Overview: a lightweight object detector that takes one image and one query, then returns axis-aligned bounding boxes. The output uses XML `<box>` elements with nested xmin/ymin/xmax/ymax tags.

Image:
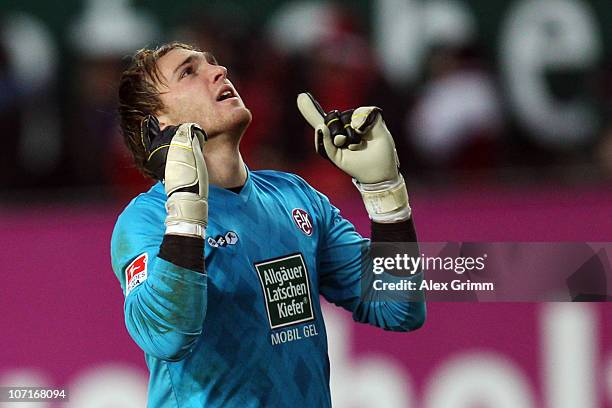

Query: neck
<box><xmin>203</xmin><ymin>136</ymin><xmax>247</xmax><ymax>188</ymax></box>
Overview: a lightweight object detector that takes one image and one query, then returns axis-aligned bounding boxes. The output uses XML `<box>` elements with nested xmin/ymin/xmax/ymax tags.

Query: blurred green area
<box><xmin>1</xmin><ymin>0</ymin><xmax>612</xmax><ymax>202</ymax></box>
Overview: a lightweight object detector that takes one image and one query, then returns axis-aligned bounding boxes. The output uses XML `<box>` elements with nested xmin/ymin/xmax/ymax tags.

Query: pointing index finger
<box><xmin>297</xmin><ymin>92</ymin><xmax>326</xmax><ymax>129</ymax></box>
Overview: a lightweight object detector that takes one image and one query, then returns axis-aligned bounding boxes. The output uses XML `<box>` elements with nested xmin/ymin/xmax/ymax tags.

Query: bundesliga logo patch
<box><xmin>125</xmin><ymin>253</ymin><xmax>148</xmax><ymax>295</ymax></box>
<box><xmin>291</xmin><ymin>208</ymin><xmax>313</xmax><ymax>236</ymax></box>
<box><xmin>254</xmin><ymin>253</ymin><xmax>315</xmax><ymax>329</ymax></box>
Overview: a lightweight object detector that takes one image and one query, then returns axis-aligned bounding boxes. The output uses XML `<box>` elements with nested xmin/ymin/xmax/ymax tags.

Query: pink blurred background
<box><xmin>2</xmin><ymin>185</ymin><xmax>612</xmax><ymax>407</ymax></box>
<box><xmin>2</xmin><ymin>0</ymin><xmax>612</xmax><ymax>406</ymax></box>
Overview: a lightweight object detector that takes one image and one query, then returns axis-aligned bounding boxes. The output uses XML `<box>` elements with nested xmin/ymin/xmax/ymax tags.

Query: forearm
<box><xmin>124</xmin><ymin>120</ymin><xmax>209</xmax><ymax>360</ymax></box>
<box><xmin>359</xmin><ymin>219</ymin><xmax>424</xmax><ymax>331</ymax></box>
<box><xmin>125</xmin><ymin>235</ymin><xmax>206</xmax><ymax>361</ymax></box>
<box><xmin>300</xmin><ymin>94</ymin><xmax>425</xmax><ymax>330</ymax></box>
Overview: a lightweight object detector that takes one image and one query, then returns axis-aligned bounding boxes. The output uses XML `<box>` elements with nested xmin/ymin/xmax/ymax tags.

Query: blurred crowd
<box><xmin>1</xmin><ymin>0</ymin><xmax>611</xmax><ymax>201</ymax></box>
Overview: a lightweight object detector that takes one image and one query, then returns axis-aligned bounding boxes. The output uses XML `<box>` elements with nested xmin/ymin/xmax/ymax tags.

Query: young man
<box><xmin>111</xmin><ymin>42</ymin><xmax>424</xmax><ymax>407</ymax></box>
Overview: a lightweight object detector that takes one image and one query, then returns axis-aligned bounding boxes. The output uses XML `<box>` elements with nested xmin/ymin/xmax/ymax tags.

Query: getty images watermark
<box><xmin>361</xmin><ymin>242</ymin><xmax>612</xmax><ymax>302</ymax></box>
<box><xmin>371</xmin><ymin>252</ymin><xmax>494</xmax><ymax>293</ymax></box>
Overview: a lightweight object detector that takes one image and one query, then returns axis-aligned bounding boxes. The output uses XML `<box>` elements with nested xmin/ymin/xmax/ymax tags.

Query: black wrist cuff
<box><xmin>371</xmin><ymin>219</ymin><xmax>420</xmax><ymax>277</ymax></box>
<box><xmin>371</xmin><ymin>218</ymin><xmax>417</xmax><ymax>242</ymax></box>
<box><xmin>158</xmin><ymin>235</ymin><xmax>205</xmax><ymax>273</ymax></box>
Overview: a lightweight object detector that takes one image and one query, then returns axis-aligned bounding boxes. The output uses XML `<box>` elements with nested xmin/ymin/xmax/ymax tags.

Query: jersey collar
<box><xmin>151</xmin><ymin>166</ymin><xmax>253</xmax><ymax>206</ymax></box>
<box><xmin>208</xmin><ymin>165</ymin><xmax>253</xmax><ymax>206</ymax></box>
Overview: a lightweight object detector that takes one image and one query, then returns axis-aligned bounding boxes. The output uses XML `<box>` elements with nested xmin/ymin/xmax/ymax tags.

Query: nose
<box><xmin>212</xmin><ymin>65</ymin><xmax>227</xmax><ymax>84</ymax></box>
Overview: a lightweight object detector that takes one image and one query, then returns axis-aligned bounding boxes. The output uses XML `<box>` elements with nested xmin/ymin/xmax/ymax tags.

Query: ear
<box><xmin>156</xmin><ymin>113</ymin><xmax>170</xmax><ymax>131</ymax></box>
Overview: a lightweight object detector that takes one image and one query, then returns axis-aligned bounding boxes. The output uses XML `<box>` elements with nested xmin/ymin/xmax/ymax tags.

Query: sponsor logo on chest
<box><xmin>254</xmin><ymin>253</ymin><xmax>315</xmax><ymax>329</ymax></box>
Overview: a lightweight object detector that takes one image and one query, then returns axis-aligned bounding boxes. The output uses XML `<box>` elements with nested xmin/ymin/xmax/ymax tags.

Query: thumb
<box><xmin>190</xmin><ymin>124</ymin><xmax>208</xmax><ymax>149</ymax></box>
<box><xmin>190</xmin><ymin>131</ymin><xmax>208</xmax><ymax>198</ymax></box>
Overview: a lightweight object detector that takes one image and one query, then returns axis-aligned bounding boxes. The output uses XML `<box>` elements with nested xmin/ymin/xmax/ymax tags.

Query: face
<box><xmin>154</xmin><ymin>48</ymin><xmax>252</xmax><ymax>138</ymax></box>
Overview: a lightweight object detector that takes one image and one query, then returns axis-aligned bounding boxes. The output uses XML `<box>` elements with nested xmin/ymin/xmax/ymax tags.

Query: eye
<box><xmin>179</xmin><ymin>65</ymin><xmax>194</xmax><ymax>79</ymax></box>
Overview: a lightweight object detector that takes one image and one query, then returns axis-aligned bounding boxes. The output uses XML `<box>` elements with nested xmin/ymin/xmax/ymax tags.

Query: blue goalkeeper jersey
<box><xmin>110</xmin><ymin>169</ymin><xmax>424</xmax><ymax>408</ymax></box>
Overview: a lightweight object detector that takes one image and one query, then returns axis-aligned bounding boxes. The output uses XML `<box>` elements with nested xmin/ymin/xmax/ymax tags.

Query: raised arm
<box><xmin>111</xmin><ymin>118</ymin><xmax>209</xmax><ymax>361</ymax></box>
<box><xmin>297</xmin><ymin>93</ymin><xmax>425</xmax><ymax>331</ymax></box>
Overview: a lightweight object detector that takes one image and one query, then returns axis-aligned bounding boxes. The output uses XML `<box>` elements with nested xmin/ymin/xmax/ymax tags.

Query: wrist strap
<box><xmin>353</xmin><ymin>175</ymin><xmax>411</xmax><ymax>223</ymax></box>
<box><xmin>165</xmin><ymin>222</ymin><xmax>206</xmax><ymax>239</ymax></box>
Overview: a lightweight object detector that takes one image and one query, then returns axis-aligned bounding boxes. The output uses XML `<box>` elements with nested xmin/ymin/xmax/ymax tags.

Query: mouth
<box><xmin>217</xmin><ymin>87</ymin><xmax>237</xmax><ymax>102</ymax></box>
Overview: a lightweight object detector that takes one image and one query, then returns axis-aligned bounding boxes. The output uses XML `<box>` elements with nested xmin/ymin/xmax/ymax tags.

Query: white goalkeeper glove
<box><xmin>142</xmin><ymin>116</ymin><xmax>209</xmax><ymax>238</ymax></box>
<box><xmin>297</xmin><ymin>92</ymin><xmax>411</xmax><ymax>223</ymax></box>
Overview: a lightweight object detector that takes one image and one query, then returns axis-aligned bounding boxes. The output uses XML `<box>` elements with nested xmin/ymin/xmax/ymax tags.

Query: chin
<box><xmin>208</xmin><ymin>107</ymin><xmax>252</xmax><ymax>141</ymax></box>
<box><xmin>232</xmin><ymin>107</ymin><xmax>253</xmax><ymax>135</ymax></box>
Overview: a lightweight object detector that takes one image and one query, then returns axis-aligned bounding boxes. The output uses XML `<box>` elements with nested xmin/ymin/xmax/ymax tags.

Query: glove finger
<box><xmin>340</xmin><ymin>109</ymin><xmax>360</xmax><ymax>146</ymax></box>
<box><xmin>333</xmin><ymin>134</ymin><xmax>347</xmax><ymax>147</ymax></box>
<box><xmin>190</xmin><ymin>130</ymin><xmax>209</xmax><ymax>200</ymax></box>
<box><xmin>297</xmin><ymin>92</ymin><xmax>326</xmax><ymax>129</ymax></box>
<box><xmin>351</xmin><ymin>106</ymin><xmax>382</xmax><ymax>134</ymax></box>
<box><xmin>190</xmin><ymin>124</ymin><xmax>208</xmax><ymax>148</ymax></box>
<box><xmin>144</xmin><ymin>118</ymin><xmax>177</xmax><ymax>181</ymax></box>
<box><xmin>141</xmin><ymin>115</ymin><xmax>160</xmax><ymax>152</ymax></box>
<box><xmin>347</xmin><ymin>141</ymin><xmax>366</xmax><ymax>151</ymax></box>
<box><xmin>171</xmin><ymin>123</ymin><xmax>193</xmax><ymax>146</ymax></box>
<box><xmin>325</xmin><ymin>110</ymin><xmax>349</xmax><ymax>148</ymax></box>
<box><xmin>165</xmin><ymin>123</ymin><xmax>199</xmax><ymax>195</ymax></box>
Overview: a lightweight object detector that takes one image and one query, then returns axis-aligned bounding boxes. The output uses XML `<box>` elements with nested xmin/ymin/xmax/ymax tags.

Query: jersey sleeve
<box><xmin>110</xmin><ymin>198</ymin><xmax>207</xmax><ymax>361</ymax></box>
<box><xmin>311</xmin><ymin>188</ymin><xmax>425</xmax><ymax>332</ymax></box>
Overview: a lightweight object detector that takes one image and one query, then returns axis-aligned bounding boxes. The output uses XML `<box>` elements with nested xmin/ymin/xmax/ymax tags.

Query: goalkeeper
<box><xmin>111</xmin><ymin>42</ymin><xmax>424</xmax><ymax>408</ymax></box>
